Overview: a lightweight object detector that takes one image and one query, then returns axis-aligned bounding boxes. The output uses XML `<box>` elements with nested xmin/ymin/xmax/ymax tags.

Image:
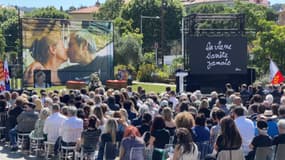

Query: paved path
<box><xmin>0</xmin><ymin>144</ymin><xmax>44</xmax><ymax>160</ymax></box>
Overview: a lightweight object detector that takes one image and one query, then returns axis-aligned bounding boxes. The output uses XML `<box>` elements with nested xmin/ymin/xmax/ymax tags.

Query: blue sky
<box><xmin>0</xmin><ymin>0</ymin><xmax>106</xmax><ymax>10</ymax></box>
<box><xmin>0</xmin><ymin>0</ymin><xmax>283</xmax><ymax>10</ymax></box>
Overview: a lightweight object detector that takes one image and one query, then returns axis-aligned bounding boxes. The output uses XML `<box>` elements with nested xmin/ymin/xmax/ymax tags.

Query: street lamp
<box><xmin>140</xmin><ymin>15</ymin><xmax>160</xmax><ymax>34</ymax></box>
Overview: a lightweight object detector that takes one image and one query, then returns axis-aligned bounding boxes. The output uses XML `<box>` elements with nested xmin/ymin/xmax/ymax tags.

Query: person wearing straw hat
<box><xmin>259</xmin><ymin>110</ymin><xmax>279</xmax><ymax>138</ymax></box>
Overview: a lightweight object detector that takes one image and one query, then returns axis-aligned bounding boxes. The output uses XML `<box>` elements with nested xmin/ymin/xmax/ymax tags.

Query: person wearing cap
<box><xmin>9</xmin><ymin>102</ymin><xmax>39</xmax><ymax>151</ymax></box>
<box><xmin>233</xmin><ymin>107</ymin><xmax>255</xmax><ymax>156</ymax></box>
<box><xmin>246</xmin><ymin>120</ymin><xmax>272</xmax><ymax>160</ymax></box>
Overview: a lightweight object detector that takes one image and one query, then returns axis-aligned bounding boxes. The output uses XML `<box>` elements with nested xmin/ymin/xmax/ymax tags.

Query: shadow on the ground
<box><xmin>0</xmin><ymin>145</ymin><xmax>45</xmax><ymax>160</ymax></box>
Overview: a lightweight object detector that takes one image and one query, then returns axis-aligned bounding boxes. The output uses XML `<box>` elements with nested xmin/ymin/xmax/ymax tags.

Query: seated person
<box><xmin>44</xmin><ymin>103</ymin><xmax>67</xmax><ymax>143</ymax></box>
<box><xmin>273</xmin><ymin>119</ymin><xmax>285</xmax><ymax>146</ymax></box>
<box><xmin>192</xmin><ymin>114</ymin><xmax>210</xmax><ymax>142</ymax></box>
<box><xmin>246</xmin><ymin>120</ymin><xmax>272</xmax><ymax>160</ymax></box>
<box><xmin>30</xmin><ymin>108</ymin><xmax>50</xmax><ymax>139</ymax></box>
<box><xmin>119</xmin><ymin>126</ymin><xmax>144</xmax><ymax>160</ymax></box>
<box><xmin>9</xmin><ymin>102</ymin><xmax>39</xmax><ymax>151</ymax></box>
<box><xmin>54</xmin><ymin>106</ymin><xmax>83</xmax><ymax>155</ymax></box>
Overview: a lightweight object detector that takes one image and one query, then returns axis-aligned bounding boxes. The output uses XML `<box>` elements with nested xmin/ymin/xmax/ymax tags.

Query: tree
<box><xmin>93</xmin><ymin>0</ymin><xmax>124</xmax><ymax>20</ymax></box>
<box><xmin>120</xmin><ymin>0</ymin><xmax>184</xmax><ymax>53</ymax></box>
<box><xmin>66</xmin><ymin>6</ymin><xmax>77</xmax><ymax>12</ymax></box>
<box><xmin>251</xmin><ymin>20</ymin><xmax>285</xmax><ymax>74</ymax></box>
<box><xmin>114</xmin><ymin>18</ymin><xmax>142</xmax><ymax>66</ymax></box>
<box><xmin>1</xmin><ymin>16</ymin><xmax>19</xmax><ymax>52</ymax></box>
<box><xmin>25</xmin><ymin>6</ymin><xmax>69</xmax><ymax>19</ymax></box>
<box><xmin>115</xmin><ymin>32</ymin><xmax>143</xmax><ymax>66</ymax></box>
<box><xmin>0</xmin><ymin>30</ymin><xmax>6</xmax><ymax>59</ymax></box>
<box><xmin>271</xmin><ymin>3</ymin><xmax>285</xmax><ymax>12</ymax></box>
<box><xmin>0</xmin><ymin>8</ymin><xmax>17</xmax><ymax>23</ymax></box>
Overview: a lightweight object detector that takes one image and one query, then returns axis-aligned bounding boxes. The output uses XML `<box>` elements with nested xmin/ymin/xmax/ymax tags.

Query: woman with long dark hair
<box><xmin>173</xmin><ymin>128</ymin><xmax>198</xmax><ymax>160</ymax></box>
<box><xmin>149</xmin><ymin>115</ymin><xmax>170</xmax><ymax>160</ymax></box>
<box><xmin>214</xmin><ymin>116</ymin><xmax>242</xmax><ymax>155</ymax></box>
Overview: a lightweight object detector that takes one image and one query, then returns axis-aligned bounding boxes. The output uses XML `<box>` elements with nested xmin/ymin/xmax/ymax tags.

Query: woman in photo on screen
<box><xmin>24</xmin><ymin>28</ymin><xmax>68</xmax><ymax>85</ymax></box>
<box><xmin>34</xmin><ymin>71</ymin><xmax>49</xmax><ymax>88</ymax></box>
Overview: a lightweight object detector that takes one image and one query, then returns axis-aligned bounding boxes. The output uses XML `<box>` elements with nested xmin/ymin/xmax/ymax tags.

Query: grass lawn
<box><xmin>26</xmin><ymin>81</ymin><xmax>176</xmax><ymax>94</ymax></box>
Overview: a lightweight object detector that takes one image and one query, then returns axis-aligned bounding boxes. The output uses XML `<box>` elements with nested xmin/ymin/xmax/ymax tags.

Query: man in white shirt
<box><xmin>43</xmin><ymin>103</ymin><xmax>67</xmax><ymax>143</ymax></box>
<box><xmin>54</xmin><ymin>106</ymin><xmax>83</xmax><ymax>155</ymax></box>
<box><xmin>60</xmin><ymin>106</ymin><xmax>83</xmax><ymax>143</ymax></box>
<box><xmin>233</xmin><ymin>107</ymin><xmax>255</xmax><ymax>156</ymax></box>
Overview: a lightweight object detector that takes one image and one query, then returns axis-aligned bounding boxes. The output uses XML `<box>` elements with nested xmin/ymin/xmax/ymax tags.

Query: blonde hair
<box><xmin>120</xmin><ymin>108</ymin><xmax>128</xmax><ymax>122</ymax></box>
<box><xmin>34</xmin><ymin>99</ymin><xmax>43</xmax><ymax>111</ymax></box>
<box><xmin>39</xmin><ymin>108</ymin><xmax>50</xmax><ymax>120</ymax></box>
<box><xmin>175</xmin><ymin>112</ymin><xmax>195</xmax><ymax>131</ymax></box>
<box><xmin>104</xmin><ymin>119</ymin><xmax>118</xmax><ymax>143</ymax></box>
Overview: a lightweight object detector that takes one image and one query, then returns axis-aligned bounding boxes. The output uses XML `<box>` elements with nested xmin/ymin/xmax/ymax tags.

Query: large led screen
<box><xmin>22</xmin><ymin>18</ymin><xmax>114</xmax><ymax>86</ymax></box>
<box><xmin>189</xmin><ymin>37</ymin><xmax>247</xmax><ymax>74</ymax></box>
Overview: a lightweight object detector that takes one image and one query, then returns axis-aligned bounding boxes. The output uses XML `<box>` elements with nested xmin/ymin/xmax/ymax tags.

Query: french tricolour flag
<box><xmin>270</xmin><ymin>59</ymin><xmax>284</xmax><ymax>84</ymax></box>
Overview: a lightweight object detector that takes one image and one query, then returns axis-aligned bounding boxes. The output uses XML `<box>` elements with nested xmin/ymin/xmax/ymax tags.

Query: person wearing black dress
<box><xmin>149</xmin><ymin>115</ymin><xmax>170</xmax><ymax>160</ymax></box>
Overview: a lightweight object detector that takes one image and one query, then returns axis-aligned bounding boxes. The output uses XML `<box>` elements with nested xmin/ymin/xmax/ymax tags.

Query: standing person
<box><xmin>119</xmin><ymin>126</ymin><xmax>144</xmax><ymax>160</ymax></box>
<box><xmin>173</xmin><ymin>128</ymin><xmax>199</xmax><ymax>160</ymax></box>
<box><xmin>149</xmin><ymin>115</ymin><xmax>170</xmax><ymax>160</ymax></box>
<box><xmin>232</xmin><ymin>107</ymin><xmax>255</xmax><ymax>156</ymax></box>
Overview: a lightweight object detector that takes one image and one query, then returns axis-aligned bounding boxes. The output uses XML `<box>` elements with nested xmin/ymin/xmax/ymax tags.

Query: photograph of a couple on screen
<box><xmin>22</xmin><ymin>18</ymin><xmax>114</xmax><ymax>87</ymax></box>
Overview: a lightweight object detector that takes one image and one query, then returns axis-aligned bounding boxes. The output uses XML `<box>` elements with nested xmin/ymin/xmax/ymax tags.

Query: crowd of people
<box><xmin>0</xmin><ymin>82</ymin><xmax>284</xmax><ymax>160</ymax></box>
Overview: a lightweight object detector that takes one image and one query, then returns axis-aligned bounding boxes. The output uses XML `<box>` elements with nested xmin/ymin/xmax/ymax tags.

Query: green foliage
<box><xmin>114</xmin><ymin>64</ymin><xmax>137</xmax><ymax>79</ymax></box>
<box><xmin>271</xmin><ymin>3</ymin><xmax>285</xmax><ymax>12</ymax></box>
<box><xmin>0</xmin><ymin>30</ymin><xmax>6</xmax><ymax>58</ymax></box>
<box><xmin>137</xmin><ymin>63</ymin><xmax>170</xmax><ymax>82</ymax></box>
<box><xmin>1</xmin><ymin>16</ymin><xmax>19</xmax><ymax>52</ymax></box>
<box><xmin>121</xmin><ymin>0</ymin><xmax>184</xmax><ymax>52</ymax></box>
<box><xmin>251</xmin><ymin>20</ymin><xmax>285</xmax><ymax>75</ymax></box>
<box><xmin>142</xmin><ymin>52</ymin><xmax>156</xmax><ymax>64</ymax></box>
<box><xmin>137</xmin><ymin>64</ymin><xmax>157</xmax><ymax>82</ymax></box>
<box><xmin>114</xmin><ymin>32</ymin><xmax>143</xmax><ymax>66</ymax></box>
<box><xmin>113</xmin><ymin>17</ymin><xmax>134</xmax><ymax>35</ymax></box>
<box><xmin>170</xmin><ymin>56</ymin><xmax>183</xmax><ymax>73</ymax></box>
<box><xmin>93</xmin><ymin>0</ymin><xmax>124</xmax><ymax>20</ymax></box>
<box><xmin>25</xmin><ymin>7</ymin><xmax>69</xmax><ymax>19</ymax></box>
<box><xmin>0</xmin><ymin>8</ymin><xmax>17</xmax><ymax>23</ymax></box>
